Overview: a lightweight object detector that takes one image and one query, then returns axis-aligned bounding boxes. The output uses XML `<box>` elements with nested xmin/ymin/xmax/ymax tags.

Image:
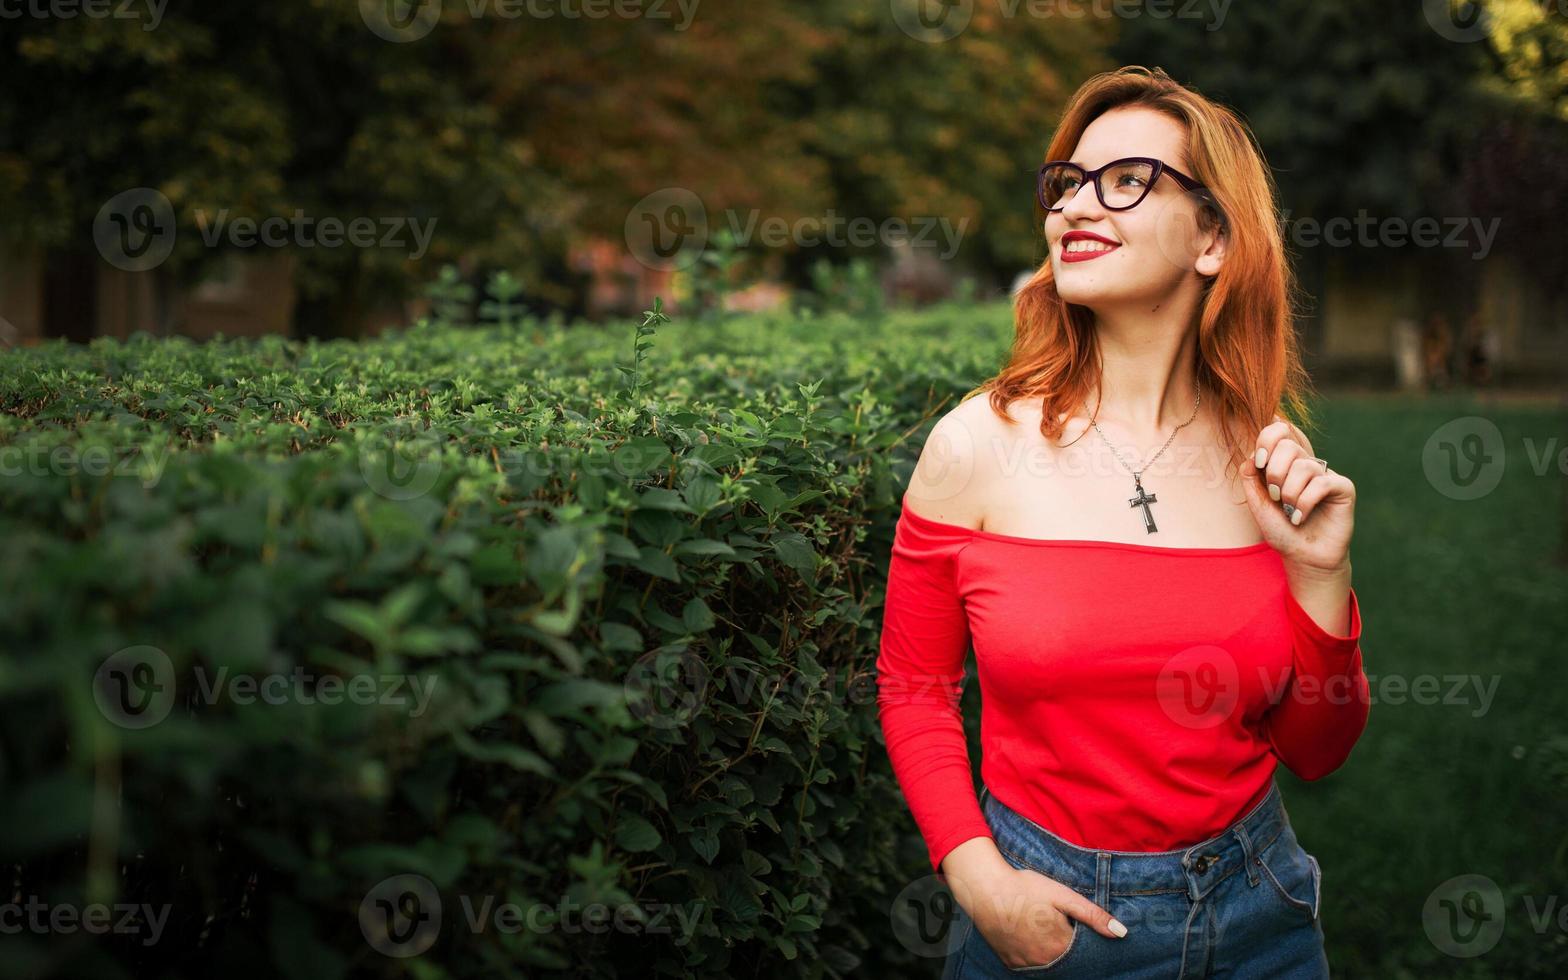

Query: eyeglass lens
<box><xmin>1040</xmin><ymin>160</ymin><xmax>1156</xmax><ymax>211</ymax></box>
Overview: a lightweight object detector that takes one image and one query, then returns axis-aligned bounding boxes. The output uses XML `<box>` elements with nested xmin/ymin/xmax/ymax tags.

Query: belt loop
<box><xmin>1235</xmin><ymin>824</ymin><xmax>1259</xmax><ymax>886</ymax></box>
<box><xmin>1096</xmin><ymin>853</ymin><xmax>1111</xmax><ymax>908</ymax></box>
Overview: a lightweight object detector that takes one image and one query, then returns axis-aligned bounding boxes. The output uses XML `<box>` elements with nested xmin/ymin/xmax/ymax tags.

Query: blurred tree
<box><xmin>475</xmin><ymin>2</ymin><xmax>1110</xmax><ymax>294</ymax></box>
<box><xmin>1111</xmin><ymin>0</ymin><xmax>1490</xmax><ymax>221</ymax></box>
<box><xmin>0</xmin><ymin>3</ymin><xmax>561</xmax><ymax>338</ymax></box>
<box><xmin>1477</xmin><ymin>0</ymin><xmax>1568</xmax><ymax>119</ymax></box>
<box><xmin>1460</xmin><ymin>1</ymin><xmax>1568</xmax><ymax>299</ymax></box>
<box><xmin>1108</xmin><ymin>0</ymin><xmax>1568</xmax><ymax>357</ymax></box>
<box><xmin>790</xmin><ymin>3</ymin><xmax>1113</xmax><ymax>287</ymax></box>
<box><xmin>0</xmin><ymin>3</ymin><xmax>1112</xmax><ymax>330</ymax></box>
<box><xmin>30</xmin><ymin>2</ymin><xmax>1547</xmax><ymax>332</ymax></box>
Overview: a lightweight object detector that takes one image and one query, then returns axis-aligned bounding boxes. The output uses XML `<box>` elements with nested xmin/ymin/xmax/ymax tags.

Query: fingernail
<box><xmin>1109</xmin><ymin>918</ymin><xmax>1128</xmax><ymax>938</ymax></box>
<box><xmin>1291</xmin><ymin>508</ymin><xmax>1303</xmax><ymax>526</ymax></box>
<box><xmin>1255</xmin><ymin>448</ymin><xmax>1267</xmax><ymax>468</ymax></box>
<box><xmin>1267</xmin><ymin>483</ymin><xmax>1280</xmax><ymax>501</ymax></box>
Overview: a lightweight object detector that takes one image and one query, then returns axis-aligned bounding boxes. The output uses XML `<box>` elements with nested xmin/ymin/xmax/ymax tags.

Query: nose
<box><xmin>1057</xmin><ymin>174</ymin><xmax>1107</xmax><ymax>225</ymax></box>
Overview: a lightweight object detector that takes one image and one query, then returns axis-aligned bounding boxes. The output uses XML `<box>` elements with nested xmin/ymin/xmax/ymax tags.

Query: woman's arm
<box><xmin>1262</xmin><ymin>564</ymin><xmax>1370</xmax><ymax>780</ymax></box>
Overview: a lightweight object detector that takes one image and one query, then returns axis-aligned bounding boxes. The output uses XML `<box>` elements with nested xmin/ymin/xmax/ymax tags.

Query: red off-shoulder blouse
<box><xmin>875</xmin><ymin>496</ymin><xmax>1369</xmax><ymax>874</ymax></box>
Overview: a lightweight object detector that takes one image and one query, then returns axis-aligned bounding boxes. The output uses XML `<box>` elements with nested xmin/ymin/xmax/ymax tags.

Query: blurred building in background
<box><xmin>3</xmin><ymin>239</ymin><xmax>1566</xmax><ymax>390</ymax></box>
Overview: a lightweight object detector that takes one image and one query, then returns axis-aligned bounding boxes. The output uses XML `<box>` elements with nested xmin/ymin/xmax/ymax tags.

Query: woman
<box><xmin>876</xmin><ymin>66</ymin><xmax>1369</xmax><ymax>978</ymax></box>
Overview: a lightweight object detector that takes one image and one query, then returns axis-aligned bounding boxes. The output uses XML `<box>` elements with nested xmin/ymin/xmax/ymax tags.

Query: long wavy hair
<box><xmin>964</xmin><ymin>65</ymin><xmax>1315</xmax><ymax>484</ymax></box>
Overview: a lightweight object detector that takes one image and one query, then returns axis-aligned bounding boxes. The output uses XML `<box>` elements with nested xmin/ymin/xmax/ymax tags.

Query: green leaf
<box><xmin>614</xmin><ymin>815</ymin><xmax>662</xmax><ymax>853</ymax></box>
<box><xmin>674</xmin><ymin>538</ymin><xmax>736</xmax><ymax>558</ymax></box>
<box><xmin>690</xmin><ymin>831</ymin><xmax>720</xmax><ymax>864</ymax></box>
<box><xmin>769</xmin><ymin>530</ymin><xmax>817</xmax><ymax>583</ymax></box>
<box><xmin>681</xmin><ymin>597</ymin><xmax>716</xmax><ymax>633</ymax></box>
<box><xmin>451</xmin><ymin>730</ymin><xmax>555</xmax><ymax>777</ymax></box>
<box><xmin>632</xmin><ymin>546</ymin><xmax>681</xmax><ymax>583</ymax></box>
<box><xmin>598</xmin><ymin>621</ymin><xmax>644</xmax><ymax>652</ymax></box>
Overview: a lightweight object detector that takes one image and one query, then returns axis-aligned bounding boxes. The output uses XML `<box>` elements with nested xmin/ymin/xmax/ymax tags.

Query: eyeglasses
<box><xmin>1037</xmin><ymin>156</ymin><xmax>1211</xmax><ymax>213</ymax></box>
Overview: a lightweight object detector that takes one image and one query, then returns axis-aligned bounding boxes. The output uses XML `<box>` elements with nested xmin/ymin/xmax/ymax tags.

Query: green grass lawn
<box><xmin>1282</xmin><ymin>392</ymin><xmax>1568</xmax><ymax>977</ymax></box>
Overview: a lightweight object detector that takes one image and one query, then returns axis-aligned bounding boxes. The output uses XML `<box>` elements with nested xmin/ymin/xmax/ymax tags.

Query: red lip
<box><xmin>1059</xmin><ymin>229</ymin><xmax>1121</xmax><ymax>263</ymax></box>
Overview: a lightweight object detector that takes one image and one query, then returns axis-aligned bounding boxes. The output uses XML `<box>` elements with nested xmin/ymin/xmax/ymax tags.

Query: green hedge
<box><xmin>0</xmin><ymin>299</ymin><xmax>1013</xmax><ymax>979</ymax></box>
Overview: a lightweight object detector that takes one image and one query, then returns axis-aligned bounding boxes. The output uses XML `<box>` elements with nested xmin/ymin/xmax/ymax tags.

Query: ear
<box><xmin>1194</xmin><ymin>207</ymin><xmax>1227</xmax><ymax>278</ymax></box>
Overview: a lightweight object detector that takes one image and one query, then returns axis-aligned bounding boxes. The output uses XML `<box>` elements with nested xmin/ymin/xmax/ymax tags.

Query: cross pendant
<box><xmin>1129</xmin><ymin>475</ymin><xmax>1159</xmax><ymax>534</ymax></box>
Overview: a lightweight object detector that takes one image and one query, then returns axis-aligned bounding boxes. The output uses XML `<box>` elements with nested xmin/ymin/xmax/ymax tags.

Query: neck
<box><xmin>1084</xmin><ymin>302</ymin><xmax>1203</xmax><ymax>436</ymax></box>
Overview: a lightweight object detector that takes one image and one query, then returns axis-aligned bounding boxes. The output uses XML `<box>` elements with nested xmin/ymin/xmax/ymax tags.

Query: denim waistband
<box><xmin>981</xmin><ymin>780</ymin><xmax>1290</xmax><ymax>904</ymax></box>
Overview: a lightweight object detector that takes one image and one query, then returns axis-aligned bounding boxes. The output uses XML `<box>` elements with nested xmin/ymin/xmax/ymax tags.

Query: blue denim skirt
<box><xmin>941</xmin><ymin>780</ymin><xmax>1328</xmax><ymax>979</ymax></box>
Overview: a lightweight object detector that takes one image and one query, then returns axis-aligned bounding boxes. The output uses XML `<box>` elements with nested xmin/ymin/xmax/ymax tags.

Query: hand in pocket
<box><xmin>968</xmin><ymin>864</ymin><xmax>1127</xmax><ymax>970</ymax></box>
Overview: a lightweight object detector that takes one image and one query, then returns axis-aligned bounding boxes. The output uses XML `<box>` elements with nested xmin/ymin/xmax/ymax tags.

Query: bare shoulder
<box><xmin>902</xmin><ymin>391</ymin><xmax>1013</xmax><ymax>528</ymax></box>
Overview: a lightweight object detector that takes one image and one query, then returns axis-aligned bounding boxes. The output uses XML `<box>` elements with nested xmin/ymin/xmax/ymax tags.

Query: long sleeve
<box><xmin>875</xmin><ymin>508</ymin><xmax>993</xmax><ymax>874</ymax></box>
<box><xmin>1262</xmin><ymin>585</ymin><xmax>1370</xmax><ymax>781</ymax></box>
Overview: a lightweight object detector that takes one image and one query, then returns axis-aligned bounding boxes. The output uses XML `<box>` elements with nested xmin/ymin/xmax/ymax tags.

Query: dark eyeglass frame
<box><xmin>1036</xmin><ymin>156</ymin><xmax>1212</xmax><ymax>213</ymax></box>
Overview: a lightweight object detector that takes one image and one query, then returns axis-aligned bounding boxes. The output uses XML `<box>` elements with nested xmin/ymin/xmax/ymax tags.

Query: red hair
<box><xmin>966</xmin><ymin>65</ymin><xmax>1315</xmax><ymax>483</ymax></box>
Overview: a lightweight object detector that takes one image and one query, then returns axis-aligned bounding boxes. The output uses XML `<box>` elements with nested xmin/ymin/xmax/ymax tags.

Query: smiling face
<box><xmin>1045</xmin><ymin>106</ymin><xmax>1222</xmax><ymax>311</ymax></box>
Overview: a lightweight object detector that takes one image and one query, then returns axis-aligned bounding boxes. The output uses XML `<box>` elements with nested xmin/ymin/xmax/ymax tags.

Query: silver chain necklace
<box><xmin>1086</xmin><ymin>385</ymin><xmax>1202</xmax><ymax>535</ymax></box>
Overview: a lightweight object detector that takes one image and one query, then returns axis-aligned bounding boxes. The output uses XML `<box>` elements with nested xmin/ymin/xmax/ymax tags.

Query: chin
<box><xmin>1054</xmin><ymin>280</ymin><xmax>1120</xmax><ymax>307</ymax></box>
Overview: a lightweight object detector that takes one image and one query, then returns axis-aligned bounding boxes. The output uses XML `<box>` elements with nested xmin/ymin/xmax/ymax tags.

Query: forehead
<box><xmin>1067</xmin><ymin>106</ymin><xmax>1190</xmax><ymax>171</ymax></box>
